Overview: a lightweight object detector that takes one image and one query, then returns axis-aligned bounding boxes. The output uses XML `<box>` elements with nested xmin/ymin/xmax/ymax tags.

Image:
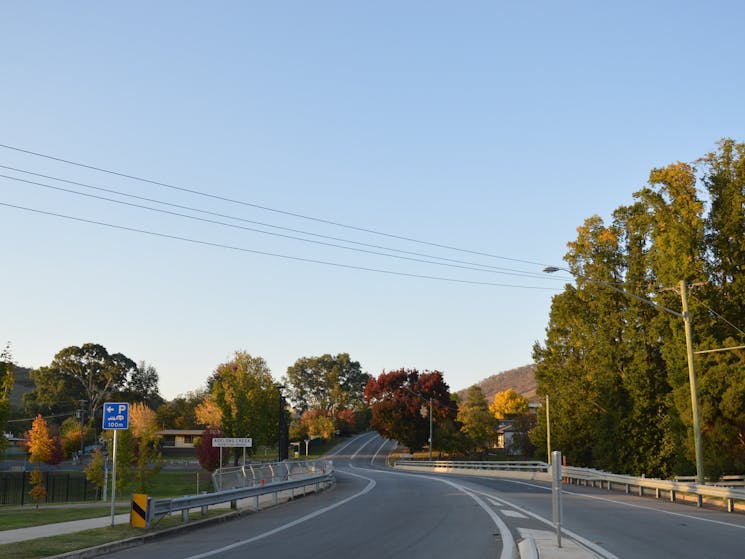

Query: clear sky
<box><xmin>2</xmin><ymin>2</ymin><xmax>744</xmax><ymax>400</ymax></box>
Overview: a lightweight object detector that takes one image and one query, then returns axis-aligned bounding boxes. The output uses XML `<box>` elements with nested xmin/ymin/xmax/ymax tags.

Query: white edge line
<box><xmin>182</xmin><ymin>470</ymin><xmax>376</xmax><ymax>559</ymax></box>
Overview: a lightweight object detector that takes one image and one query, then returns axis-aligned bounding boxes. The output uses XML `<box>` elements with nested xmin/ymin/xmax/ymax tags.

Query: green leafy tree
<box><xmin>25</xmin><ymin>343</ymin><xmax>136</xmax><ymax>421</ymax></box>
<box><xmin>120</xmin><ymin>361</ymin><xmax>164</xmax><ymax>410</ymax></box>
<box><xmin>284</xmin><ymin>353</ymin><xmax>370</xmax><ymax>414</ymax></box>
<box><xmin>0</xmin><ymin>342</ymin><xmax>15</xmax><ymax>455</ymax></box>
<box><xmin>457</xmin><ymin>386</ymin><xmax>497</xmax><ymax>455</ymax></box>
<box><xmin>84</xmin><ymin>448</ymin><xmax>107</xmax><ymax>494</ymax></box>
<box><xmin>156</xmin><ymin>390</ymin><xmax>206</xmax><ymax>429</ymax></box>
<box><xmin>208</xmin><ymin>351</ymin><xmax>279</xmax><ymax>463</ymax></box>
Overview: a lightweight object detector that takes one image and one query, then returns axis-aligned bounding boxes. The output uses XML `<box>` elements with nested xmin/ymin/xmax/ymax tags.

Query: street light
<box><xmin>543</xmin><ymin>266</ymin><xmax>705</xmax><ymax>486</ymax></box>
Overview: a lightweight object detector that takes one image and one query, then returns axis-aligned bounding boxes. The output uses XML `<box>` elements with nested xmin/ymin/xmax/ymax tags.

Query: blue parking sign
<box><xmin>102</xmin><ymin>402</ymin><xmax>129</xmax><ymax>430</ymax></box>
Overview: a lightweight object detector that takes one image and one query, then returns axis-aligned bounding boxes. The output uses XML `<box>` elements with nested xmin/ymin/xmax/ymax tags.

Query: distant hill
<box><xmin>457</xmin><ymin>364</ymin><xmax>537</xmax><ymax>403</ymax></box>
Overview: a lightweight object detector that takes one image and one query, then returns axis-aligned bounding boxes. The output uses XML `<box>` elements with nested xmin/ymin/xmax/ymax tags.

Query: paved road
<box><xmin>99</xmin><ymin>433</ymin><xmax>745</xmax><ymax>559</ymax></box>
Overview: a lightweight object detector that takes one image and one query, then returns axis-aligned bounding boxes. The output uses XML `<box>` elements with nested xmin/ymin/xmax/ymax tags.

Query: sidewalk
<box><xmin>0</xmin><ymin>513</ymin><xmax>131</xmax><ymax>545</ymax></box>
<box><xmin>518</xmin><ymin>528</ymin><xmax>602</xmax><ymax>559</ymax></box>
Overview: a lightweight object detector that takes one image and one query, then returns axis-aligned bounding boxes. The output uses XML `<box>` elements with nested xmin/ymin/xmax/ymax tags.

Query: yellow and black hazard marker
<box><xmin>131</xmin><ymin>493</ymin><xmax>148</xmax><ymax>528</ymax></box>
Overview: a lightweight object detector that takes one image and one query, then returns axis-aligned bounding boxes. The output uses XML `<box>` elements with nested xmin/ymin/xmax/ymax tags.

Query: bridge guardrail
<box><xmin>395</xmin><ymin>459</ymin><xmax>745</xmax><ymax>513</ymax></box>
<box><xmin>147</xmin><ymin>459</ymin><xmax>334</xmax><ymax>527</ymax></box>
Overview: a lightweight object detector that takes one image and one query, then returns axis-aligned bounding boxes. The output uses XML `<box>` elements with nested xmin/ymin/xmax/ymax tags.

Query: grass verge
<box><xmin>0</xmin><ymin>511</ymin><xmax>228</xmax><ymax>559</ymax></box>
<box><xmin>0</xmin><ymin>505</ymin><xmax>130</xmax><ymax>530</ymax></box>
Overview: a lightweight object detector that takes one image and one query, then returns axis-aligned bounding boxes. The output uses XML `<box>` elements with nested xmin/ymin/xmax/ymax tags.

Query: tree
<box><xmin>25</xmin><ymin>343</ymin><xmax>136</xmax><ymax>421</ymax></box>
<box><xmin>156</xmin><ymin>390</ymin><xmax>206</xmax><ymax>429</ymax></box>
<box><xmin>195</xmin><ymin>395</ymin><xmax>223</xmax><ymax>428</ymax></box>
<box><xmin>284</xmin><ymin>353</ymin><xmax>370</xmax><ymax>415</ymax></box>
<box><xmin>489</xmin><ymin>389</ymin><xmax>529</xmax><ymax>420</ymax></box>
<box><xmin>457</xmin><ymin>386</ymin><xmax>497</xmax><ymax>455</ymax></box>
<box><xmin>0</xmin><ymin>342</ymin><xmax>15</xmax><ymax>455</ymax></box>
<box><xmin>121</xmin><ymin>361</ymin><xmax>164</xmax><ymax>410</ymax></box>
<box><xmin>195</xmin><ymin>428</ymin><xmax>222</xmax><ymax>472</ymax></box>
<box><xmin>85</xmin><ymin>448</ymin><xmax>107</xmax><ymax>494</ymax></box>
<box><xmin>299</xmin><ymin>409</ymin><xmax>335</xmax><ymax>440</ymax></box>
<box><xmin>129</xmin><ymin>402</ymin><xmax>163</xmax><ymax>493</ymax></box>
<box><xmin>208</xmin><ymin>351</ymin><xmax>279</xmax><ymax>463</ymax></box>
<box><xmin>365</xmin><ymin>369</ymin><xmax>457</xmax><ymax>452</ymax></box>
<box><xmin>26</xmin><ymin>415</ymin><xmax>54</xmax><ymax>464</ymax></box>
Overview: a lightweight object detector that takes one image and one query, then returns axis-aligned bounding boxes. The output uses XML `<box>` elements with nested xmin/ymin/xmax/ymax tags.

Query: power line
<box><xmin>0</xmin><ymin>201</ymin><xmax>560</xmax><ymax>291</ymax></box>
<box><xmin>0</xmin><ymin>171</ymin><xmax>555</xmax><ymax>280</ymax></box>
<box><xmin>0</xmin><ymin>142</ymin><xmax>550</xmax><ymax>268</ymax></box>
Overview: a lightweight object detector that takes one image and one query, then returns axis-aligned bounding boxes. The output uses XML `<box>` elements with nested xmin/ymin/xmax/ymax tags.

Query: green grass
<box><xmin>0</xmin><ymin>505</ymin><xmax>130</xmax><ymax>530</ymax></box>
<box><xmin>0</xmin><ymin>511</ymin><xmax>228</xmax><ymax>559</ymax></box>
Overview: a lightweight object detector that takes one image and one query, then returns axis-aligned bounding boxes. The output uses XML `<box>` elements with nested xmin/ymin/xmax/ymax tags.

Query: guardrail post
<box><xmin>182</xmin><ymin>508</ymin><xmax>189</xmax><ymax>522</ymax></box>
<box><xmin>728</xmin><ymin>498</ymin><xmax>734</xmax><ymax>513</ymax></box>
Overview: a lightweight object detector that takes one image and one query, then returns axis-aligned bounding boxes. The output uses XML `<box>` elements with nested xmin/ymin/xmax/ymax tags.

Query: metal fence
<box><xmin>148</xmin><ymin>459</ymin><xmax>335</xmax><ymax>527</ymax></box>
<box><xmin>212</xmin><ymin>459</ymin><xmax>333</xmax><ymax>491</ymax></box>
<box><xmin>0</xmin><ymin>471</ymin><xmax>99</xmax><ymax>505</ymax></box>
<box><xmin>394</xmin><ymin>459</ymin><xmax>745</xmax><ymax>513</ymax></box>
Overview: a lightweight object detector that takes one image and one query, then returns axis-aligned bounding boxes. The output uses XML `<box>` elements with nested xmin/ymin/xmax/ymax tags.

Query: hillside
<box><xmin>457</xmin><ymin>364</ymin><xmax>537</xmax><ymax>403</ymax></box>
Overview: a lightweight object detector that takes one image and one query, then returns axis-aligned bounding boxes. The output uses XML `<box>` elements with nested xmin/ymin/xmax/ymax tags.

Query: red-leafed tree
<box><xmin>195</xmin><ymin>428</ymin><xmax>223</xmax><ymax>472</ymax></box>
<box><xmin>364</xmin><ymin>369</ymin><xmax>457</xmax><ymax>451</ymax></box>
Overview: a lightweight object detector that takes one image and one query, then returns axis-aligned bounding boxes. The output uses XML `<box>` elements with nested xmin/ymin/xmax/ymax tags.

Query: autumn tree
<box><xmin>26</xmin><ymin>415</ymin><xmax>54</xmax><ymax>464</ymax></box>
<box><xmin>129</xmin><ymin>402</ymin><xmax>163</xmax><ymax>493</ymax></box>
<box><xmin>490</xmin><ymin>389</ymin><xmax>529</xmax><ymax>420</ymax></box>
<box><xmin>365</xmin><ymin>369</ymin><xmax>457</xmax><ymax>452</ymax></box>
<box><xmin>195</xmin><ymin>428</ymin><xmax>222</xmax><ymax>472</ymax></box>
<box><xmin>208</xmin><ymin>351</ymin><xmax>279</xmax><ymax>463</ymax></box>
<box><xmin>26</xmin><ymin>415</ymin><xmax>53</xmax><ymax>507</ymax></box>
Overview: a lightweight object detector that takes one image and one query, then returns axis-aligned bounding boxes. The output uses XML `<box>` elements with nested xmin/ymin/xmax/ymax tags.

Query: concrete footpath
<box><xmin>0</xmin><ymin>513</ymin><xmax>131</xmax><ymax>545</ymax></box>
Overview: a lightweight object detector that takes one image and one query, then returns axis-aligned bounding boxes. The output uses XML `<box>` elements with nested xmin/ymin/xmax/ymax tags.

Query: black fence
<box><xmin>0</xmin><ymin>470</ymin><xmax>99</xmax><ymax>505</ymax></box>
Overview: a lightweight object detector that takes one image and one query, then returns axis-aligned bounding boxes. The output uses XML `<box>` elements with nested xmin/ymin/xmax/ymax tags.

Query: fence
<box><xmin>0</xmin><ymin>470</ymin><xmax>98</xmax><ymax>505</ymax></box>
<box><xmin>394</xmin><ymin>459</ymin><xmax>745</xmax><ymax>513</ymax></box>
<box><xmin>148</xmin><ymin>459</ymin><xmax>335</xmax><ymax>527</ymax></box>
<box><xmin>212</xmin><ymin>459</ymin><xmax>333</xmax><ymax>491</ymax></box>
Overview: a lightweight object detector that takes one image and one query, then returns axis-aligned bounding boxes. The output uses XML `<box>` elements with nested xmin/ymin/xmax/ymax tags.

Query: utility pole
<box><xmin>428</xmin><ymin>397</ymin><xmax>433</xmax><ymax>461</ymax></box>
<box><xmin>546</xmin><ymin>395</ymin><xmax>551</xmax><ymax>465</ymax></box>
<box><xmin>680</xmin><ymin>280</ymin><xmax>705</xmax><ymax>486</ymax></box>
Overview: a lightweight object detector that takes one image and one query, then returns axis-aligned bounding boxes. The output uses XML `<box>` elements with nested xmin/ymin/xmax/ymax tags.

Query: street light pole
<box><xmin>545</xmin><ymin>395</ymin><xmax>552</xmax><ymax>465</ymax></box>
<box><xmin>543</xmin><ymin>267</ymin><xmax>705</xmax><ymax>485</ymax></box>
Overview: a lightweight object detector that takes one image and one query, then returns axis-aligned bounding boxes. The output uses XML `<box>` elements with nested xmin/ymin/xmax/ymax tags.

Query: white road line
<box><xmin>360</xmin><ymin>466</ymin><xmax>516</xmax><ymax>559</ymax></box>
<box><xmin>476</xmin><ymin>490</ymin><xmax>619</xmax><ymax>559</ymax></box>
<box><xmin>182</xmin><ymin>470</ymin><xmax>376</xmax><ymax>559</ymax></box>
<box><xmin>489</xmin><ymin>477</ymin><xmax>745</xmax><ymax>531</ymax></box>
<box><xmin>370</xmin><ymin>437</ymin><xmax>391</xmax><ymax>465</ymax></box>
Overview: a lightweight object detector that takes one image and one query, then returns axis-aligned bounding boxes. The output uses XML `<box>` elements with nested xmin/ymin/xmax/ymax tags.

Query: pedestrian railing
<box><xmin>145</xmin><ymin>459</ymin><xmax>334</xmax><ymax>527</ymax></box>
<box><xmin>212</xmin><ymin>458</ymin><xmax>332</xmax><ymax>491</ymax></box>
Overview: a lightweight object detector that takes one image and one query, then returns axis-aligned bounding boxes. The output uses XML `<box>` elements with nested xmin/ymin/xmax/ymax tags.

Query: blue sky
<box><xmin>2</xmin><ymin>2</ymin><xmax>744</xmax><ymax>400</ymax></box>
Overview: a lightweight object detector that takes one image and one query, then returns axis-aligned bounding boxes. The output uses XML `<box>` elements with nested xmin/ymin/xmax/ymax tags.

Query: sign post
<box><xmin>102</xmin><ymin>402</ymin><xmax>130</xmax><ymax>527</ymax></box>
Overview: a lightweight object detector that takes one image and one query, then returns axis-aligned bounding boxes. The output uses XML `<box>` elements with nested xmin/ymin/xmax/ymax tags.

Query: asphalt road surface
<box><xmin>103</xmin><ymin>433</ymin><xmax>745</xmax><ymax>559</ymax></box>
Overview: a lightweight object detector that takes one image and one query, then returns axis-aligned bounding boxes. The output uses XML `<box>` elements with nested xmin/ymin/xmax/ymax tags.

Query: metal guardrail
<box><xmin>146</xmin><ymin>459</ymin><xmax>334</xmax><ymax>527</ymax></box>
<box><xmin>395</xmin><ymin>459</ymin><xmax>745</xmax><ymax>513</ymax></box>
<box><xmin>396</xmin><ymin>459</ymin><xmax>548</xmax><ymax>472</ymax></box>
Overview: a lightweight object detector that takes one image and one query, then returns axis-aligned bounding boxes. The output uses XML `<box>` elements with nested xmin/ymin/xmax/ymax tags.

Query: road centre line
<box><xmin>181</xmin><ymin>469</ymin><xmax>376</xmax><ymax>559</ymax></box>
